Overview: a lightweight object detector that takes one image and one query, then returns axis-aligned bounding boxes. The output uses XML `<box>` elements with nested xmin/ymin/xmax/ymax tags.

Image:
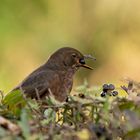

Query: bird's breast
<box><xmin>62</xmin><ymin>69</ymin><xmax>75</xmax><ymax>91</ymax></box>
<box><xmin>56</xmin><ymin>70</ymin><xmax>75</xmax><ymax>102</ymax></box>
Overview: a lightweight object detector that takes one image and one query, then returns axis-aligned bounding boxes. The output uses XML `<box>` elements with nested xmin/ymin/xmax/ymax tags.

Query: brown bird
<box><xmin>12</xmin><ymin>47</ymin><xmax>95</xmax><ymax>102</ymax></box>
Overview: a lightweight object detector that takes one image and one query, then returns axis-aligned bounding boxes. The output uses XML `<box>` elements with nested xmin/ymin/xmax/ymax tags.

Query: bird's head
<box><xmin>47</xmin><ymin>47</ymin><xmax>95</xmax><ymax>71</ymax></box>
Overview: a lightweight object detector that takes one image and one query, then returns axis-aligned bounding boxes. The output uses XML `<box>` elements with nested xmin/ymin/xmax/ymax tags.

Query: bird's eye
<box><xmin>72</xmin><ymin>53</ymin><xmax>76</xmax><ymax>57</ymax></box>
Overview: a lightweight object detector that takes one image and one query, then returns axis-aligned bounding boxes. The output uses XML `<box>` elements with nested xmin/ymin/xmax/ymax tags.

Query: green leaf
<box><xmin>43</xmin><ymin>108</ymin><xmax>56</xmax><ymax>124</ymax></box>
<box><xmin>18</xmin><ymin>109</ymin><xmax>30</xmax><ymax>139</ymax></box>
<box><xmin>2</xmin><ymin>90</ymin><xmax>26</xmax><ymax>116</ymax></box>
<box><xmin>119</xmin><ymin>101</ymin><xmax>134</xmax><ymax>110</ymax></box>
<box><xmin>2</xmin><ymin>90</ymin><xmax>25</xmax><ymax>107</ymax></box>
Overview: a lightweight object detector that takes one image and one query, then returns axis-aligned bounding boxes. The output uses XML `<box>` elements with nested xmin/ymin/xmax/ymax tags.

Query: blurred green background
<box><xmin>0</xmin><ymin>0</ymin><xmax>140</xmax><ymax>92</ymax></box>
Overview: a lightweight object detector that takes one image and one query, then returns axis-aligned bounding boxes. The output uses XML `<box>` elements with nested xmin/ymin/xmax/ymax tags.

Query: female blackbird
<box><xmin>12</xmin><ymin>47</ymin><xmax>94</xmax><ymax>102</ymax></box>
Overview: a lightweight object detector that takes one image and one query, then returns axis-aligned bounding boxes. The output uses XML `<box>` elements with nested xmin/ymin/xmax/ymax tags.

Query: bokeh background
<box><xmin>0</xmin><ymin>0</ymin><xmax>140</xmax><ymax>92</ymax></box>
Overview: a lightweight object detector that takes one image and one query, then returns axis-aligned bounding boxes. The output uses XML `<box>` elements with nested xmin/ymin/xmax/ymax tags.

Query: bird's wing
<box><xmin>12</xmin><ymin>70</ymin><xmax>60</xmax><ymax>98</ymax></box>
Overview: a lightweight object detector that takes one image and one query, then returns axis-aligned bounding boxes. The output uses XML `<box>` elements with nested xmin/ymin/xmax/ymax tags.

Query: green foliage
<box><xmin>1</xmin><ymin>90</ymin><xmax>26</xmax><ymax>117</ymax></box>
<box><xmin>2</xmin><ymin>90</ymin><xmax>24</xmax><ymax>106</ymax></box>
<box><xmin>43</xmin><ymin>108</ymin><xmax>56</xmax><ymax>125</ymax></box>
<box><xmin>0</xmin><ymin>82</ymin><xmax>140</xmax><ymax>139</ymax></box>
<box><xmin>18</xmin><ymin>109</ymin><xmax>30</xmax><ymax>139</ymax></box>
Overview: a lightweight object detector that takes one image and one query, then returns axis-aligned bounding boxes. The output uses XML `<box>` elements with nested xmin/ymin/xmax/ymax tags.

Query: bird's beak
<box><xmin>79</xmin><ymin>57</ymin><xmax>94</xmax><ymax>70</ymax></box>
<box><xmin>81</xmin><ymin>54</ymin><xmax>96</xmax><ymax>70</ymax></box>
<box><xmin>80</xmin><ymin>54</ymin><xmax>96</xmax><ymax>70</ymax></box>
<box><xmin>81</xmin><ymin>64</ymin><xmax>93</xmax><ymax>70</ymax></box>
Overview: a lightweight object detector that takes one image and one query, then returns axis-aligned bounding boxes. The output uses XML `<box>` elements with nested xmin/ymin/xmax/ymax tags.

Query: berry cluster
<box><xmin>101</xmin><ymin>84</ymin><xmax>118</xmax><ymax>97</ymax></box>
